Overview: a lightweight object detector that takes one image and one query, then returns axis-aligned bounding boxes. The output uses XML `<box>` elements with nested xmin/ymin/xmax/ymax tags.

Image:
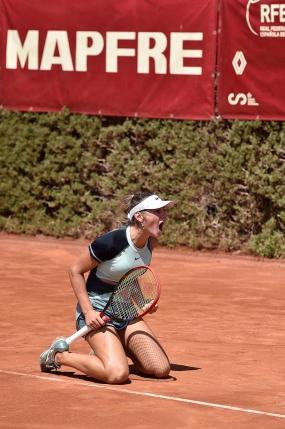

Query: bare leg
<box><xmin>56</xmin><ymin>326</ymin><xmax>129</xmax><ymax>384</ymax></box>
<box><xmin>118</xmin><ymin>319</ymin><xmax>170</xmax><ymax>378</ymax></box>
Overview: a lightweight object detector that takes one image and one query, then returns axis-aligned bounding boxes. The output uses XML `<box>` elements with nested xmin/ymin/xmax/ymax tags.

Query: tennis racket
<box><xmin>64</xmin><ymin>265</ymin><xmax>161</xmax><ymax>346</ymax></box>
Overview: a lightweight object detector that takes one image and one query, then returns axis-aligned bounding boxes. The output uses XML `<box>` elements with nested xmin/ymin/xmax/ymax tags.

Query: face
<box><xmin>137</xmin><ymin>207</ymin><xmax>168</xmax><ymax>238</ymax></box>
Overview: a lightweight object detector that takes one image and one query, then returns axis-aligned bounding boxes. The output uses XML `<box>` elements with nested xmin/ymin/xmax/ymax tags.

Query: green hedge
<box><xmin>1</xmin><ymin>108</ymin><xmax>285</xmax><ymax>258</ymax></box>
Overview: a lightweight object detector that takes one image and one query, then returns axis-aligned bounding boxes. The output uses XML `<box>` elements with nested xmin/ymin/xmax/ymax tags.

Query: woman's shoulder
<box><xmin>89</xmin><ymin>227</ymin><xmax>129</xmax><ymax>262</ymax></box>
<box><xmin>91</xmin><ymin>226</ymin><xmax>128</xmax><ymax>248</ymax></box>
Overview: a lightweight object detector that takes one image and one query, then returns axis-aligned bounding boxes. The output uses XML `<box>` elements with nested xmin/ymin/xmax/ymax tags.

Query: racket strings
<box><xmin>110</xmin><ymin>268</ymin><xmax>158</xmax><ymax>320</ymax></box>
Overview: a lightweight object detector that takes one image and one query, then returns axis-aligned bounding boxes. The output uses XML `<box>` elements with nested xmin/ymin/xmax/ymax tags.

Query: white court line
<box><xmin>1</xmin><ymin>369</ymin><xmax>285</xmax><ymax>420</ymax></box>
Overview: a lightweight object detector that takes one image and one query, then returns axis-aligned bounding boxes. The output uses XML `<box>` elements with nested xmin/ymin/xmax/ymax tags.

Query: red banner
<box><xmin>217</xmin><ymin>0</ymin><xmax>285</xmax><ymax>120</ymax></box>
<box><xmin>0</xmin><ymin>0</ymin><xmax>217</xmax><ymax>120</ymax></box>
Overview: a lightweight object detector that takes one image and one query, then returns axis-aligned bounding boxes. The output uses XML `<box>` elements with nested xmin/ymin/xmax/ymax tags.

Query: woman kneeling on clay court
<box><xmin>39</xmin><ymin>191</ymin><xmax>174</xmax><ymax>384</ymax></box>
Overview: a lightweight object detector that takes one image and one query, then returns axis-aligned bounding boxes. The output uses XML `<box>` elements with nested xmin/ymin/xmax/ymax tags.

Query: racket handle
<box><xmin>65</xmin><ymin>325</ymin><xmax>91</xmax><ymax>345</ymax></box>
<box><xmin>64</xmin><ymin>310</ymin><xmax>106</xmax><ymax>345</ymax></box>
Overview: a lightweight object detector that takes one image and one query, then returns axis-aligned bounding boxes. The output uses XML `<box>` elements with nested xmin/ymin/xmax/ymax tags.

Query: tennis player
<box><xmin>39</xmin><ymin>191</ymin><xmax>174</xmax><ymax>384</ymax></box>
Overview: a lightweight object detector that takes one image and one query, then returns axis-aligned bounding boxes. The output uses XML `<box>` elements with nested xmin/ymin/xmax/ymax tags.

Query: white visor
<box><xmin>128</xmin><ymin>195</ymin><xmax>174</xmax><ymax>220</ymax></box>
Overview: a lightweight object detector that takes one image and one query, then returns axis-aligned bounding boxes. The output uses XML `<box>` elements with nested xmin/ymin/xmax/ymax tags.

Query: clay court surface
<box><xmin>1</xmin><ymin>233</ymin><xmax>285</xmax><ymax>428</ymax></box>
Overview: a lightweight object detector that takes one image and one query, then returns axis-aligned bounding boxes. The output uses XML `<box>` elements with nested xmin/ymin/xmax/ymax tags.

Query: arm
<box><xmin>68</xmin><ymin>248</ymin><xmax>105</xmax><ymax>329</ymax></box>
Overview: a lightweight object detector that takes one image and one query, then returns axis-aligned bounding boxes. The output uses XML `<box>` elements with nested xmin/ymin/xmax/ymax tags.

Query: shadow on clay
<box><xmin>170</xmin><ymin>363</ymin><xmax>201</xmax><ymax>372</ymax></box>
<box><xmin>49</xmin><ymin>370</ymin><xmax>132</xmax><ymax>385</ymax></box>
<box><xmin>45</xmin><ymin>362</ymin><xmax>199</xmax><ymax>384</ymax></box>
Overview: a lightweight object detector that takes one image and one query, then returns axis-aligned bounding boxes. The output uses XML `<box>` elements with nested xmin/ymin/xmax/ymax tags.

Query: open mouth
<box><xmin>158</xmin><ymin>222</ymin><xmax>164</xmax><ymax>232</ymax></box>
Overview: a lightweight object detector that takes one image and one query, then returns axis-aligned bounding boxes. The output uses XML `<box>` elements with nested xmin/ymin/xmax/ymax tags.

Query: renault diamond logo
<box><xmin>232</xmin><ymin>51</ymin><xmax>247</xmax><ymax>75</ymax></box>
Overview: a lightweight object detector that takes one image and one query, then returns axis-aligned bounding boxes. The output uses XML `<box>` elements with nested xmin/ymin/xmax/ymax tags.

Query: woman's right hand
<box><xmin>84</xmin><ymin>309</ymin><xmax>106</xmax><ymax>330</ymax></box>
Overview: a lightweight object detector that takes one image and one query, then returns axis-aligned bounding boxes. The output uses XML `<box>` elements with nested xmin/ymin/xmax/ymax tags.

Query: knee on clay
<box><xmin>151</xmin><ymin>362</ymin><xmax>171</xmax><ymax>379</ymax></box>
<box><xmin>104</xmin><ymin>363</ymin><xmax>129</xmax><ymax>385</ymax></box>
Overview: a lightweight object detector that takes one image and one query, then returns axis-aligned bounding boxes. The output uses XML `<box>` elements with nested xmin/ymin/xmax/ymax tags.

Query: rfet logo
<box><xmin>246</xmin><ymin>0</ymin><xmax>285</xmax><ymax>36</ymax></box>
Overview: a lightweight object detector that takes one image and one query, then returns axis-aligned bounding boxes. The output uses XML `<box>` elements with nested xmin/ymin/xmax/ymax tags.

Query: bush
<box><xmin>247</xmin><ymin>218</ymin><xmax>285</xmax><ymax>258</ymax></box>
<box><xmin>0</xmin><ymin>108</ymin><xmax>285</xmax><ymax>257</ymax></box>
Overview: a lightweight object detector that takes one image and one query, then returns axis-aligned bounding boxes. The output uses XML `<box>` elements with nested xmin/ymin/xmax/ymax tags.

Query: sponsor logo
<box><xmin>228</xmin><ymin>92</ymin><xmax>259</xmax><ymax>106</ymax></box>
<box><xmin>246</xmin><ymin>0</ymin><xmax>260</xmax><ymax>35</ymax></box>
<box><xmin>232</xmin><ymin>51</ymin><xmax>247</xmax><ymax>75</ymax></box>
<box><xmin>246</xmin><ymin>0</ymin><xmax>285</xmax><ymax>37</ymax></box>
<box><xmin>6</xmin><ymin>30</ymin><xmax>204</xmax><ymax>74</ymax></box>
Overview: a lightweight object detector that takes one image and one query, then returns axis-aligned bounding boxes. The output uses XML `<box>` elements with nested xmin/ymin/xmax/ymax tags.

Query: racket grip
<box><xmin>65</xmin><ymin>325</ymin><xmax>91</xmax><ymax>345</ymax></box>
